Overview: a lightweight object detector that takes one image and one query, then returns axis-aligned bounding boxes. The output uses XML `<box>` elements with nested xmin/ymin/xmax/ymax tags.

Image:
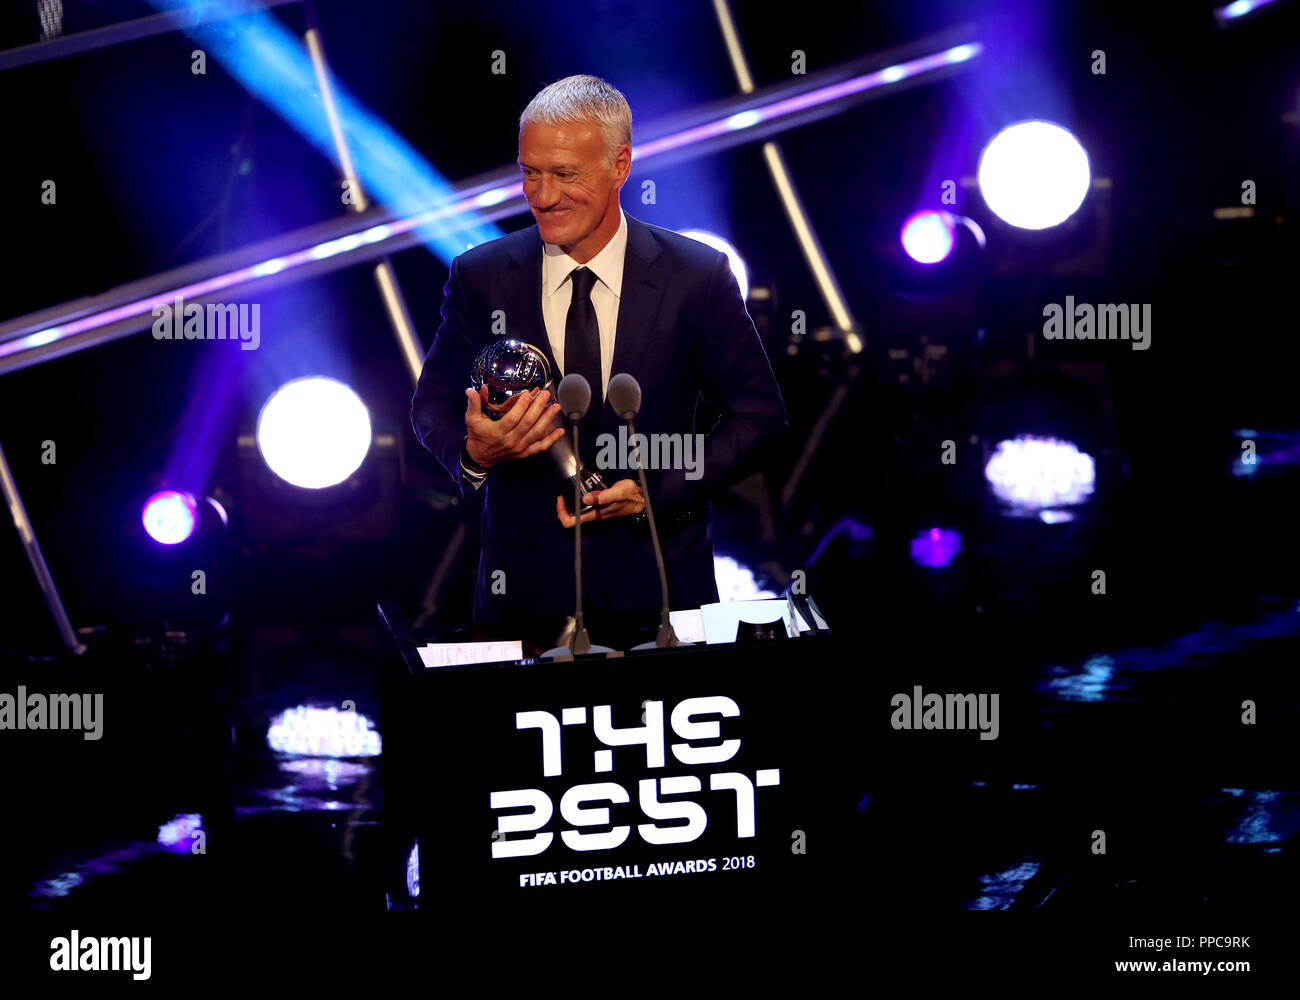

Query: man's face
<box><xmin>518</xmin><ymin>120</ymin><xmax>628</xmax><ymax>251</ymax></box>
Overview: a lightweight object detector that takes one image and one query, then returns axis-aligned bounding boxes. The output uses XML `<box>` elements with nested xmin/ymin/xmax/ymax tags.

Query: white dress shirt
<box><xmin>541</xmin><ymin>205</ymin><xmax>627</xmax><ymax>402</ymax></box>
<box><xmin>462</xmin><ymin>207</ymin><xmax>627</xmax><ymax>488</ymax></box>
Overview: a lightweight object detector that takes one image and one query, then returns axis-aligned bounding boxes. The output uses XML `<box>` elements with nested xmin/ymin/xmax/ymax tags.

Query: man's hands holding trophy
<box><xmin>462</xmin><ymin>383</ymin><xmax>566</xmax><ymax>468</ymax></box>
<box><xmin>464</xmin><ymin>339</ymin><xmax>645</xmax><ymax>525</ymax></box>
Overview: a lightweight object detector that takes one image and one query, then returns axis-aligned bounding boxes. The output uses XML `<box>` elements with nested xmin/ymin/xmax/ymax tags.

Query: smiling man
<box><xmin>411</xmin><ymin>75</ymin><xmax>787</xmax><ymax>635</ymax></box>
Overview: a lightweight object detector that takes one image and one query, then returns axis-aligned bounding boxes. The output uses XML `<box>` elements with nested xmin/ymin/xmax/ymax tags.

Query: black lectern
<box><xmin>378</xmin><ymin>603</ymin><xmax>841</xmax><ymax>921</ymax></box>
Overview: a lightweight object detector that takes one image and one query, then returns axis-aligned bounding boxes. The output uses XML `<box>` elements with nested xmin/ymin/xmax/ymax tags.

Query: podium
<box><xmin>378</xmin><ymin>603</ymin><xmax>844</xmax><ymax>920</ymax></box>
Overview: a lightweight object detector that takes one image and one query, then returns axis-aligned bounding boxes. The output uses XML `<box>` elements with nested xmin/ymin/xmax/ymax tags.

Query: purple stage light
<box><xmin>157</xmin><ymin>813</ymin><xmax>204</xmax><ymax>853</ymax></box>
<box><xmin>1</xmin><ymin>42</ymin><xmax>983</xmax><ymax>371</ymax></box>
<box><xmin>910</xmin><ymin>526</ymin><xmax>962</xmax><ymax>568</ymax></box>
<box><xmin>1215</xmin><ymin>0</ymin><xmax>1281</xmax><ymax>23</ymax></box>
<box><xmin>900</xmin><ymin>210</ymin><xmax>956</xmax><ymax>264</ymax></box>
<box><xmin>635</xmin><ymin>42</ymin><xmax>982</xmax><ymax>161</ymax></box>
<box><xmin>142</xmin><ymin>490</ymin><xmax>198</xmax><ymax>545</ymax></box>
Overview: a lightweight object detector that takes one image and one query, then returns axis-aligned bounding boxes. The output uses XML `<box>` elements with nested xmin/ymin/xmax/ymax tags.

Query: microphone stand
<box><xmin>543</xmin><ymin>394</ymin><xmax>616</xmax><ymax>660</ymax></box>
<box><xmin>629</xmin><ymin>416</ymin><xmax>679</xmax><ymax>651</ymax></box>
<box><xmin>570</xmin><ymin>421</ymin><xmax>592</xmax><ymax>655</ymax></box>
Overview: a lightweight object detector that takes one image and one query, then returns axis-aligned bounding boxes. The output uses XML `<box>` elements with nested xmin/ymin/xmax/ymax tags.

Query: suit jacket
<box><xmin>410</xmin><ymin>211</ymin><xmax>787</xmax><ymax>624</ymax></box>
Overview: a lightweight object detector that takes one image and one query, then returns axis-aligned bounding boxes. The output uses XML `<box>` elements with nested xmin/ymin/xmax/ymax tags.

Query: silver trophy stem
<box><xmin>540</xmin><ymin>379</ymin><xmax>608</xmax><ymax>515</ymax></box>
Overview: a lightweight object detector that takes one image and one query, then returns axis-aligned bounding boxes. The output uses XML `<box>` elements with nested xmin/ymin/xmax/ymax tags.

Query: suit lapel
<box><xmin>606</xmin><ymin>215</ymin><xmax>667</xmax><ymax>434</ymax></box>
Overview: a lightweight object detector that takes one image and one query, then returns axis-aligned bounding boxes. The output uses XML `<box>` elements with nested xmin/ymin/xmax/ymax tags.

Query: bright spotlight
<box><xmin>985</xmin><ymin>435</ymin><xmax>1096</xmax><ymax>513</ymax></box>
<box><xmin>678</xmin><ymin>230</ymin><xmax>749</xmax><ymax>300</ymax></box>
<box><xmin>257</xmin><ymin>377</ymin><xmax>372</xmax><ymax>489</ymax></box>
<box><xmin>142</xmin><ymin>490</ymin><xmax>197</xmax><ymax>545</ymax></box>
<box><xmin>266</xmin><ymin>704</ymin><xmax>382</xmax><ymax>757</ymax></box>
<box><xmin>1215</xmin><ymin>0</ymin><xmax>1281</xmax><ymax>23</ymax></box>
<box><xmin>977</xmin><ymin>121</ymin><xmax>1091</xmax><ymax>230</ymax></box>
<box><xmin>714</xmin><ymin>555</ymin><xmax>776</xmax><ymax>602</ymax></box>
<box><xmin>900</xmin><ymin>210</ymin><xmax>956</xmax><ymax>264</ymax></box>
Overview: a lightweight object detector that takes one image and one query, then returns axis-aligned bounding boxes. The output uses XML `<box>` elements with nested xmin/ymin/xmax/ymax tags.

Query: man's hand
<box><xmin>555</xmin><ymin>477</ymin><xmax>646</xmax><ymax>528</ymax></box>
<box><xmin>464</xmin><ymin>385</ymin><xmax>566</xmax><ymax>469</ymax></box>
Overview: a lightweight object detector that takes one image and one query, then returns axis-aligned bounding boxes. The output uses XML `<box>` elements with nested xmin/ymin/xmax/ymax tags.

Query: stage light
<box><xmin>157</xmin><ymin>813</ymin><xmax>203</xmax><ymax>853</ymax></box>
<box><xmin>266</xmin><ymin>705</ymin><xmax>382</xmax><ymax>758</ymax></box>
<box><xmin>1037</xmin><ymin>654</ymin><xmax>1117</xmax><ymax>703</ymax></box>
<box><xmin>900</xmin><ymin>210</ymin><xmax>956</xmax><ymax>264</ymax></box>
<box><xmin>678</xmin><ymin>230</ymin><xmax>749</xmax><ymax>300</ymax></box>
<box><xmin>984</xmin><ymin>435</ymin><xmax>1096</xmax><ymax>513</ymax></box>
<box><xmin>141</xmin><ymin>490</ymin><xmax>198</xmax><ymax>545</ymax></box>
<box><xmin>714</xmin><ymin>555</ymin><xmax>777</xmax><ymax>602</ymax></box>
<box><xmin>968</xmin><ymin>859</ymin><xmax>1041</xmax><ymax>910</ymax></box>
<box><xmin>910</xmin><ymin>526</ymin><xmax>962</xmax><ymax>568</ymax></box>
<box><xmin>1215</xmin><ymin>0</ymin><xmax>1282</xmax><ymax>23</ymax></box>
<box><xmin>407</xmin><ymin>841</ymin><xmax>420</xmax><ymax>898</ymax></box>
<box><xmin>1231</xmin><ymin>428</ymin><xmax>1300</xmax><ymax>477</ymax></box>
<box><xmin>977</xmin><ymin>121</ymin><xmax>1091</xmax><ymax>230</ymax></box>
<box><xmin>3</xmin><ymin>38</ymin><xmax>986</xmax><ymax>372</ymax></box>
<box><xmin>256</xmin><ymin>377</ymin><xmax>372</xmax><ymax>489</ymax></box>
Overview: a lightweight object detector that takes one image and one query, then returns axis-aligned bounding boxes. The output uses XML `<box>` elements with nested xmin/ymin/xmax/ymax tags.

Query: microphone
<box><xmin>608</xmin><ymin>373</ymin><xmax>680</xmax><ymax>650</ymax></box>
<box><xmin>557</xmin><ymin>372</ymin><xmax>591</xmax><ymax>423</ymax></box>
<box><xmin>543</xmin><ymin>373</ymin><xmax>615</xmax><ymax>659</ymax></box>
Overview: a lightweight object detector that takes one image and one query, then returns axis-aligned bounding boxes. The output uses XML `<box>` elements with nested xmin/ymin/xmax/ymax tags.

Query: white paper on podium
<box><xmin>698</xmin><ymin>599</ymin><xmax>798</xmax><ymax>644</ymax></box>
<box><xmin>417</xmin><ymin>640</ymin><xmax>523</xmax><ymax>668</ymax></box>
<box><xmin>668</xmin><ymin>609</ymin><xmax>706</xmax><ymax>645</ymax></box>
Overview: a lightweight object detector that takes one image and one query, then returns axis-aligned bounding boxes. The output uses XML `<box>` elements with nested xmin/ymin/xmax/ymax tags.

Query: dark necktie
<box><xmin>564</xmin><ymin>267</ymin><xmax>602</xmax><ymax>448</ymax></box>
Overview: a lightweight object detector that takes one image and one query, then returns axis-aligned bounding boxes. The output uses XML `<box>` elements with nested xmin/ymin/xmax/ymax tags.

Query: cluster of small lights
<box><xmin>156</xmin><ymin>813</ymin><xmax>203</xmax><ymax>852</ymax></box>
<box><xmin>266</xmin><ymin>705</ymin><xmax>382</xmax><ymax>758</ymax></box>
<box><xmin>1038</xmin><ymin>654</ymin><xmax>1119</xmax><ymax>703</ymax></box>
<box><xmin>968</xmin><ymin>859</ymin><xmax>1042</xmax><ymax>910</ymax></box>
<box><xmin>279</xmin><ymin>757</ymin><xmax>372</xmax><ymax>786</ymax></box>
<box><xmin>984</xmin><ymin>436</ymin><xmax>1096</xmax><ymax>512</ymax></box>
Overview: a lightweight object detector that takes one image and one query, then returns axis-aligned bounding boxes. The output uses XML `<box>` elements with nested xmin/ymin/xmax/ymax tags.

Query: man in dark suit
<box><xmin>411</xmin><ymin>75</ymin><xmax>786</xmax><ymax>633</ymax></box>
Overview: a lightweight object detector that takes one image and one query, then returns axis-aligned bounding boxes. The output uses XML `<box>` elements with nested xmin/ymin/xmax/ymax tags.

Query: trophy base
<box><xmin>565</xmin><ymin>468</ymin><xmax>611</xmax><ymax>517</ymax></box>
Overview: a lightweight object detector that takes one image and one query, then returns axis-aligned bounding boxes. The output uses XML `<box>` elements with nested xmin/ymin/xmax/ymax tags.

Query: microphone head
<box><xmin>557</xmin><ymin>373</ymin><xmax>592</xmax><ymax>421</ymax></box>
<box><xmin>608</xmin><ymin>373</ymin><xmax>642</xmax><ymax>421</ymax></box>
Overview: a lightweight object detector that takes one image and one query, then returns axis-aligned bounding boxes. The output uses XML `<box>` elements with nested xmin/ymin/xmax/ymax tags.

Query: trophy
<box><xmin>470</xmin><ymin>339</ymin><xmax>609</xmax><ymax>515</ymax></box>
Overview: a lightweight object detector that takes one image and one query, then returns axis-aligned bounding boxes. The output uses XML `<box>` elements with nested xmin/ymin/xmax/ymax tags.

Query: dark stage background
<box><xmin>1</xmin><ymin>0</ymin><xmax>1297</xmax><ymax>985</ymax></box>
